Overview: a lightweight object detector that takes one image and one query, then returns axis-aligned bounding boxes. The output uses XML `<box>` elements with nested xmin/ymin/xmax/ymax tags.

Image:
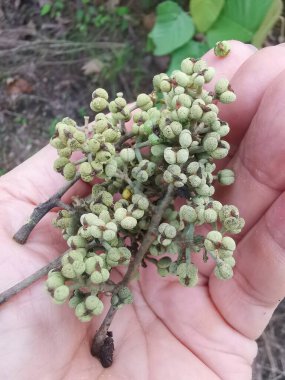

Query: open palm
<box><xmin>1</xmin><ymin>42</ymin><xmax>285</xmax><ymax>380</ymax></box>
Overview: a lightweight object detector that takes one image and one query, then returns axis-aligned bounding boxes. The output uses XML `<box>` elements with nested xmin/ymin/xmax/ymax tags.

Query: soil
<box><xmin>0</xmin><ymin>1</ymin><xmax>285</xmax><ymax>379</ymax></box>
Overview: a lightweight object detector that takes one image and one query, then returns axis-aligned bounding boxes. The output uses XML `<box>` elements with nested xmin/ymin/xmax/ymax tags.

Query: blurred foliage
<box><xmin>148</xmin><ymin>0</ymin><xmax>283</xmax><ymax>72</ymax></box>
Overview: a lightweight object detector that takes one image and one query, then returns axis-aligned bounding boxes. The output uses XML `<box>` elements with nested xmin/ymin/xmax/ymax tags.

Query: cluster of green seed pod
<box><xmin>48</xmin><ymin>51</ymin><xmax>244</xmax><ymax>323</ymax></box>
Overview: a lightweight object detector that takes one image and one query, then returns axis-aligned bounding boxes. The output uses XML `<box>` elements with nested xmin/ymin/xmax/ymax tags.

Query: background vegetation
<box><xmin>0</xmin><ymin>1</ymin><xmax>284</xmax><ymax>378</ymax></box>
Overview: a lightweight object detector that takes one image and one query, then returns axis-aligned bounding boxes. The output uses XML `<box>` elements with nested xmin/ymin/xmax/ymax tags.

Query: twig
<box><xmin>0</xmin><ymin>255</ymin><xmax>63</xmax><ymax>306</ymax></box>
<box><xmin>13</xmin><ymin>174</ymin><xmax>81</xmax><ymax>244</ymax></box>
<box><xmin>91</xmin><ymin>184</ymin><xmax>174</xmax><ymax>356</ymax></box>
<box><xmin>91</xmin><ymin>305</ymin><xmax>117</xmax><ymax>356</ymax></box>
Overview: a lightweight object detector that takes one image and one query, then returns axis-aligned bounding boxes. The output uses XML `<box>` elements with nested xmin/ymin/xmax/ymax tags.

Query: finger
<box><xmin>0</xmin><ymin>145</ymin><xmax>91</xmax><ymax>204</ymax></box>
<box><xmin>209</xmin><ymin>191</ymin><xmax>285</xmax><ymax>340</ymax></box>
<box><xmin>218</xmin><ymin>43</ymin><xmax>285</xmax><ymax>154</ymax></box>
<box><xmin>203</xmin><ymin>40</ymin><xmax>258</xmax><ymax>85</ymax></box>
<box><xmin>196</xmin><ymin>67</ymin><xmax>285</xmax><ymax>277</ymax></box>
<box><xmin>216</xmin><ymin>68</ymin><xmax>285</xmax><ymax>235</ymax></box>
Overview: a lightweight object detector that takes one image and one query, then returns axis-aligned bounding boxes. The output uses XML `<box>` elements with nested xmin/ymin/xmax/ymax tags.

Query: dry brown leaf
<box><xmin>82</xmin><ymin>59</ymin><xmax>104</xmax><ymax>76</ymax></box>
<box><xmin>6</xmin><ymin>77</ymin><xmax>33</xmax><ymax>96</ymax></box>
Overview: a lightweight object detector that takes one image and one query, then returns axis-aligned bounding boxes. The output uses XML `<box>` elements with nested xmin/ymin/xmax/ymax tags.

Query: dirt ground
<box><xmin>0</xmin><ymin>1</ymin><xmax>285</xmax><ymax>378</ymax></box>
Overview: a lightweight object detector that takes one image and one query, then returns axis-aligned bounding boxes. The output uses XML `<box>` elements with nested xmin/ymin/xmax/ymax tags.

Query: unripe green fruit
<box><xmin>114</xmin><ymin>208</ymin><xmax>127</xmax><ymax>222</ymax></box>
<box><xmin>120</xmin><ymin>148</ymin><xmax>135</xmax><ymax>162</ymax></box>
<box><xmin>221</xmin><ymin>236</ymin><xmax>236</xmax><ymax>251</ymax></box>
<box><xmin>148</xmin><ymin>133</ymin><xmax>161</xmax><ymax>145</ymax></box>
<box><xmin>58</xmin><ymin>147</ymin><xmax>72</xmax><ymax>158</ymax></box>
<box><xmin>204</xmin><ymin>208</ymin><xmax>218</xmax><ymax>223</ymax></box>
<box><xmin>172</xmin><ymin>70</ymin><xmax>189</xmax><ymax>87</ymax></box>
<box><xmin>181</xmin><ymin>58</ymin><xmax>194</xmax><ymax>74</ymax></box>
<box><xmin>61</xmin><ymin>263</ymin><xmax>76</xmax><ymax>279</ymax></box>
<box><xmin>179</xmin><ymin>205</ymin><xmax>197</xmax><ymax>223</ymax></box>
<box><xmin>193</xmin><ymin>75</ymin><xmax>205</xmax><ymax>87</ymax></box>
<box><xmin>136</xmin><ymin>94</ymin><xmax>153</xmax><ymax>110</ymax></box>
<box><xmin>204</xmin><ymin>67</ymin><xmax>215</xmax><ymax>83</ymax></box>
<box><xmin>214</xmin><ymin>262</ymin><xmax>233</xmax><ymax>280</ymax></box>
<box><xmin>75</xmin><ymin>302</ymin><xmax>87</xmax><ymax>317</ymax></box>
<box><xmin>193</xmin><ymin>59</ymin><xmax>207</xmax><ymax>73</ymax></box>
<box><xmin>204</xmin><ymin>230</ymin><xmax>222</xmax><ymax>251</ymax></box>
<box><xmin>179</xmin><ymin>130</ymin><xmax>192</xmax><ymax>148</ymax></box>
<box><xmin>202</xmin><ymin>111</ymin><xmax>218</xmax><ymax>125</ymax></box>
<box><xmin>85</xmin><ymin>295</ymin><xmax>100</xmax><ymax>310</ymax></box>
<box><xmin>54</xmin><ymin>285</ymin><xmax>69</xmax><ymax>303</ymax></box>
<box><xmin>203</xmin><ymin>136</ymin><xmax>219</xmax><ymax>152</ymax></box>
<box><xmin>217</xmin><ymin>169</ymin><xmax>235</xmax><ymax>185</ymax></box>
<box><xmin>63</xmin><ymin>163</ymin><xmax>76</xmax><ymax>181</ymax></box>
<box><xmin>160</xmin><ymin>79</ymin><xmax>172</xmax><ymax>92</ymax></box>
<box><xmin>90</xmin><ymin>97</ymin><xmax>108</xmax><ymax>112</ymax></box>
<box><xmin>54</xmin><ymin>157</ymin><xmax>69</xmax><ymax>172</ymax></box>
<box><xmin>92</xmin><ymin>88</ymin><xmax>108</xmax><ymax>100</ymax></box>
<box><xmin>164</xmin><ymin>147</ymin><xmax>176</xmax><ymax>164</ymax></box>
<box><xmin>67</xmin><ymin>235</ymin><xmax>87</xmax><ymax>249</ymax></box>
<box><xmin>120</xmin><ymin>216</ymin><xmax>137</xmax><ymax>230</ymax></box>
<box><xmin>46</xmin><ymin>273</ymin><xmax>65</xmax><ymax>289</ymax></box>
<box><xmin>214</xmin><ymin>41</ymin><xmax>231</xmax><ymax>57</ymax></box>
<box><xmin>189</xmin><ymin>104</ymin><xmax>203</xmax><ymax>120</ymax></box>
<box><xmin>219</xmin><ymin>91</ymin><xmax>236</xmax><ymax>104</ymax></box>
<box><xmin>157</xmin><ymin>256</ymin><xmax>172</xmax><ymax>269</ymax></box>
<box><xmin>215</xmin><ymin>78</ymin><xmax>229</xmax><ymax>95</ymax></box>
<box><xmin>176</xmin><ymin>148</ymin><xmax>189</xmax><ymax>164</ymax></box>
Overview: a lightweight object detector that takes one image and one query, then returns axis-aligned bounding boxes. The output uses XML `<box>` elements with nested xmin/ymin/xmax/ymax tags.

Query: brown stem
<box><xmin>91</xmin><ymin>305</ymin><xmax>117</xmax><ymax>356</ymax></box>
<box><xmin>91</xmin><ymin>184</ymin><xmax>174</xmax><ymax>359</ymax></box>
<box><xmin>13</xmin><ymin>174</ymin><xmax>81</xmax><ymax>244</ymax></box>
<box><xmin>0</xmin><ymin>255</ymin><xmax>63</xmax><ymax>305</ymax></box>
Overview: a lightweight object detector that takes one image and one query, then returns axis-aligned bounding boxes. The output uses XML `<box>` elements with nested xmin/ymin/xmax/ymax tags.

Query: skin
<box><xmin>1</xmin><ymin>41</ymin><xmax>285</xmax><ymax>380</ymax></box>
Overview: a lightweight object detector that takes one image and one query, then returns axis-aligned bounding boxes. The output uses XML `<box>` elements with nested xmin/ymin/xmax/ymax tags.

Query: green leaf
<box><xmin>149</xmin><ymin>1</ymin><xmax>195</xmax><ymax>56</ymax></box>
<box><xmin>40</xmin><ymin>3</ymin><xmax>52</xmax><ymax>16</ymax></box>
<box><xmin>168</xmin><ymin>40</ymin><xmax>209</xmax><ymax>74</ymax></box>
<box><xmin>206</xmin><ymin>0</ymin><xmax>275</xmax><ymax>47</ymax></box>
<box><xmin>252</xmin><ymin>0</ymin><xmax>283</xmax><ymax>47</ymax></box>
<box><xmin>190</xmin><ymin>0</ymin><xmax>225</xmax><ymax>33</ymax></box>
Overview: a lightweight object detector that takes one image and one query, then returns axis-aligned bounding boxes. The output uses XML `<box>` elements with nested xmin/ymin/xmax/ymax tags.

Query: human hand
<box><xmin>1</xmin><ymin>41</ymin><xmax>285</xmax><ymax>380</ymax></box>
